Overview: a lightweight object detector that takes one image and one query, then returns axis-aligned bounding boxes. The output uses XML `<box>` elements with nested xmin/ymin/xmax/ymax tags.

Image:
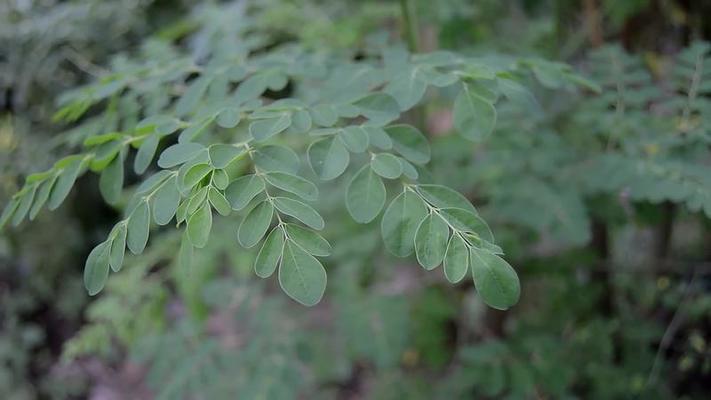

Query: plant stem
<box><xmin>399</xmin><ymin>0</ymin><xmax>419</xmax><ymax>53</ymax></box>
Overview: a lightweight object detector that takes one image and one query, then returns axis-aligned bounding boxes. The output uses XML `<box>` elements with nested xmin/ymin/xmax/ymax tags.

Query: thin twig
<box><xmin>646</xmin><ymin>267</ymin><xmax>700</xmax><ymax>387</ymax></box>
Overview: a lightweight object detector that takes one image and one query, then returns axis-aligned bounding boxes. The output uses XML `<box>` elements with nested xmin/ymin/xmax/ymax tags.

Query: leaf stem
<box><xmin>399</xmin><ymin>0</ymin><xmax>420</xmax><ymax>53</ymax></box>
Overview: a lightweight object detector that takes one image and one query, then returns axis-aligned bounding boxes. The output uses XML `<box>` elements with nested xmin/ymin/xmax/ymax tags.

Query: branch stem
<box><xmin>399</xmin><ymin>0</ymin><xmax>419</xmax><ymax>53</ymax></box>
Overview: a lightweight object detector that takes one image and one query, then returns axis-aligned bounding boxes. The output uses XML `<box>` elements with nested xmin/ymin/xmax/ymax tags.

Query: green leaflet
<box><xmin>0</xmin><ymin>199</ymin><xmax>19</xmax><ymax>230</ymax></box>
<box><xmin>264</xmin><ymin>172</ymin><xmax>318</xmax><ymax>201</ymax></box>
<box><xmin>12</xmin><ymin>186</ymin><xmax>36</xmax><ymax>226</ymax></box>
<box><xmin>414</xmin><ymin>213</ymin><xmax>450</xmax><ymax>270</ymax></box>
<box><xmin>288</xmin><ymin>109</ymin><xmax>312</xmax><ymax>134</ymax></box>
<box><xmin>309</xmin><ymin>104</ymin><xmax>339</xmax><ymax>127</ymax></box>
<box><xmin>208</xmin><ymin>187</ymin><xmax>231</xmax><ymax>216</ymax></box>
<box><xmin>253</xmin><ymin>145</ymin><xmax>300</xmax><ymax>174</ymax></box>
<box><xmin>208</xmin><ymin>144</ymin><xmax>245</xmax><ymax>169</ymax></box>
<box><xmin>152</xmin><ymin>176</ymin><xmax>181</xmax><ymax>225</ymax></box>
<box><xmin>416</xmin><ymin>184</ymin><xmax>477</xmax><ymax>214</ymax></box>
<box><xmin>453</xmin><ymin>82</ymin><xmax>497</xmax><ymax>142</ymax></box>
<box><xmin>99</xmin><ymin>153</ymin><xmax>124</xmax><ymax>205</ymax></box>
<box><xmin>187</xmin><ymin>202</ymin><xmax>212</xmax><ymax>248</ymax></box>
<box><xmin>346</xmin><ymin>165</ymin><xmax>386</xmax><ymax>224</ymax></box>
<box><xmin>278</xmin><ymin>241</ymin><xmax>327</xmax><ymax>306</ymax></box>
<box><xmin>284</xmin><ymin>223</ymin><xmax>331</xmax><ymax>256</ymax></box>
<box><xmin>272</xmin><ymin>197</ymin><xmax>324</xmax><ymax>230</ymax></box>
<box><xmin>225</xmin><ymin>174</ymin><xmax>265</xmax><ymax>211</ymax></box>
<box><xmin>29</xmin><ymin>175</ymin><xmax>56</xmax><ymax>220</ymax></box>
<box><xmin>238</xmin><ymin>201</ymin><xmax>274</xmax><ymax>248</ymax></box>
<box><xmin>176</xmin><ymin>75</ymin><xmax>212</xmax><ymax>117</ymax></box>
<box><xmin>399</xmin><ymin>158</ymin><xmax>419</xmax><ymax>180</ymax></box>
<box><xmin>109</xmin><ymin>223</ymin><xmax>127</xmax><ymax>272</ymax></box>
<box><xmin>385</xmin><ymin>124</ymin><xmax>430</xmax><ymax>165</ymax></box>
<box><xmin>439</xmin><ymin>207</ymin><xmax>494</xmax><ymax>243</ymax></box>
<box><xmin>127</xmin><ymin>200</ymin><xmax>150</xmax><ymax>254</ymax></box>
<box><xmin>371</xmin><ymin>153</ymin><xmax>402</xmax><ymax>179</ymax></box>
<box><xmin>48</xmin><ymin>156</ymin><xmax>84</xmax><ymax>210</ymax></box>
<box><xmin>212</xmin><ymin>169</ymin><xmax>229</xmax><ymax>190</ymax></box>
<box><xmin>384</xmin><ymin>66</ymin><xmax>427</xmax><ymax>110</ymax></box>
<box><xmin>249</xmin><ymin>113</ymin><xmax>291</xmax><ymax>141</ymax></box>
<box><xmin>216</xmin><ymin>107</ymin><xmax>241</xmax><ymax>128</ymax></box>
<box><xmin>179</xmin><ymin>117</ymin><xmax>213</xmax><ymax>143</ymax></box>
<box><xmin>443</xmin><ymin>234</ymin><xmax>469</xmax><ymax>283</ymax></box>
<box><xmin>339</xmin><ymin>126</ymin><xmax>369</xmax><ymax>153</ymax></box>
<box><xmin>89</xmin><ymin>140</ymin><xmax>122</xmax><ymax>171</ymax></box>
<box><xmin>254</xmin><ymin>227</ymin><xmax>284</xmax><ymax>278</ymax></box>
<box><xmin>134</xmin><ymin>135</ymin><xmax>159</xmax><ymax>174</ymax></box>
<box><xmin>136</xmin><ymin>170</ymin><xmax>173</xmax><ymax>194</ymax></box>
<box><xmin>353</xmin><ymin>93</ymin><xmax>400</xmax><ymax>125</ymax></box>
<box><xmin>84</xmin><ymin>240</ymin><xmax>111</xmax><ymax>296</ymax></box>
<box><xmin>181</xmin><ymin>163</ymin><xmax>212</xmax><ymax>190</ymax></box>
<box><xmin>470</xmin><ymin>249</ymin><xmax>520</xmax><ymax>310</ymax></box>
<box><xmin>158</xmin><ymin>142</ymin><xmax>205</xmax><ymax>168</ymax></box>
<box><xmin>186</xmin><ymin>187</ymin><xmax>208</xmax><ymax>215</ymax></box>
<box><xmin>498</xmin><ymin>77</ymin><xmax>540</xmax><ymax>113</ymax></box>
<box><xmin>381</xmin><ymin>190</ymin><xmax>428</xmax><ymax>257</ymax></box>
<box><xmin>308</xmin><ymin>137</ymin><xmax>349</xmax><ymax>181</ymax></box>
<box><xmin>363</xmin><ymin>126</ymin><xmax>393</xmax><ymax>150</ymax></box>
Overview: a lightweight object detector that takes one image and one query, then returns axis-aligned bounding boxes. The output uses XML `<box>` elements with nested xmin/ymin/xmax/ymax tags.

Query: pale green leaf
<box><xmin>415</xmin><ymin>213</ymin><xmax>449</xmax><ymax>270</ymax></box>
<box><xmin>187</xmin><ymin>202</ymin><xmax>212</xmax><ymax>248</ymax></box>
<box><xmin>308</xmin><ymin>137</ymin><xmax>349</xmax><ymax>181</ymax></box>
<box><xmin>208</xmin><ymin>187</ymin><xmax>231</xmax><ymax>216</ymax></box>
<box><xmin>346</xmin><ymin>165</ymin><xmax>386</xmax><ymax>223</ymax></box>
<box><xmin>384</xmin><ymin>66</ymin><xmax>427</xmax><ymax>110</ymax></box>
<box><xmin>439</xmin><ymin>207</ymin><xmax>493</xmax><ymax>242</ymax></box>
<box><xmin>454</xmin><ymin>83</ymin><xmax>497</xmax><ymax>142</ymax></box>
<box><xmin>109</xmin><ymin>224</ymin><xmax>126</xmax><ymax>272</ymax></box>
<box><xmin>12</xmin><ymin>186</ymin><xmax>36</xmax><ymax>226</ymax></box>
<box><xmin>340</xmin><ymin>126</ymin><xmax>369</xmax><ymax>153</ymax></box>
<box><xmin>238</xmin><ymin>201</ymin><xmax>273</xmax><ymax>248</ymax></box>
<box><xmin>249</xmin><ymin>113</ymin><xmax>291</xmax><ymax>141</ymax></box>
<box><xmin>470</xmin><ymin>249</ymin><xmax>520</xmax><ymax>310</ymax></box>
<box><xmin>385</xmin><ymin>124</ymin><xmax>430</xmax><ymax>164</ymax></box>
<box><xmin>158</xmin><ymin>142</ymin><xmax>205</xmax><ymax>168</ymax></box>
<box><xmin>181</xmin><ymin>163</ymin><xmax>212</xmax><ymax>189</ymax></box>
<box><xmin>216</xmin><ymin>107</ymin><xmax>241</xmax><ymax>128</ymax></box>
<box><xmin>363</xmin><ymin>126</ymin><xmax>392</xmax><ymax>150</ymax></box>
<box><xmin>48</xmin><ymin>157</ymin><xmax>84</xmax><ymax>210</ymax></box>
<box><xmin>353</xmin><ymin>93</ymin><xmax>400</xmax><ymax>125</ymax></box>
<box><xmin>254</xmin><ymin>226</ymin><xmax>284</xmax><ymax>278</ymax></box>
<box><xmin>278</xmin><ymin>241</ymin><xmax>327</xmax><ymax>306</ymax></box>
<box><xmin>212</xmin><ymin>169</ymin><xmax>229</xmax><ymax>190</ymax></box>
<box><xmin>444</xmin><ymin>234</ymin><xmax>469</xmax><ymax>283</ymax></box>
<box><xmin>253</xmin><ymin>145</ymin><xmax>300</xmax><ymax>173</ymax></box>
<box><xmin>208</xmin><ymin>144</ymin><xmax>245</xmax><ymax>169</ymax></box>
<box><xmin>265</xmin><ymin>172</ymin><xmax>318</xmax><ymax>201</ymax></box>
<box><xmin>134</xmin><ymin>135</ymin><xmax>159</xmax><ymax>174</ymax></box>
<box><xmin>416</xmin><ymin>184</ymin><xmax>477</xmax><ymax>214</ymax></box>
<box><xmin>99</xmin><ymin>153</ymin><xmax>124</xmax><ymax>205</ymax></box>
<box><xmin>186</xmin><ymin>187</ymin><xmax>208</xmax><ymax>215</ymax></box>
<box><xmin>371</xmin><ymin>153</ymin><xmax>402</xmax><ymax>179</ymax></box>
<box><xmin>176</xmin><ymin>75</ymin><xmax>212</xmax><ymax>117</ymax></box>
<box><xmin>152</xmin><ymin>177</ymin><xmax>181</xmax><ymax>225</ymax></box>
<box><xmin>225</xmin><ymin>174</ymin><xmax>264</xmax><ymax>210</ymax></box>
<box><xmin>29</xmin><ymin>175</ymin><xmax>56</xmax><ymax>220</ymax></box>
<box><xmin>381</xmin><ymin>190</ymin><xmax>428</xmax><ymax>257</ymax></box>
<box><xmin>84</xmin><ymin>241</ymin><xmax>111</xmax><ymax>296</ymax></box>
<box><xmin>284</xmin><ymin>223</ymin><xmax>331</xmax><ymax>256</ymax></box>
<box><xmin>272</xmin><ymin>197</ymin><xmax>324</xmax><ymax>230</ymax></box>
<box><xmin>127</xmin><ymin>200</ymin><xmax>150</xmax><ymax>254</ymax></box>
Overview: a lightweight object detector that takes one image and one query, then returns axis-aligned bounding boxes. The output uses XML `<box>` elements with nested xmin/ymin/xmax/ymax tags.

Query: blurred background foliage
<box><xmin>1</xmin><ymin>0</ymin><xmax>710</xmax><ymax>398</ymax></box>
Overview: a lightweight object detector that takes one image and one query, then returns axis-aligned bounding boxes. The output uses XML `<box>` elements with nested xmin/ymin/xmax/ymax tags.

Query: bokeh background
<box><xmin>1</xmin><ymin>0</ymin><xmax>710</xmax><ymax>398</ymax></box>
